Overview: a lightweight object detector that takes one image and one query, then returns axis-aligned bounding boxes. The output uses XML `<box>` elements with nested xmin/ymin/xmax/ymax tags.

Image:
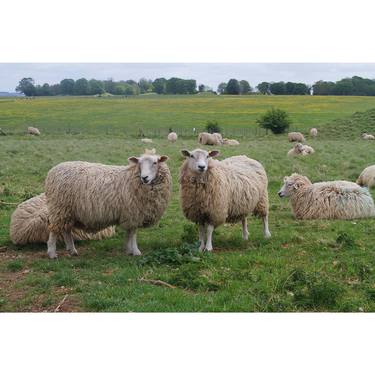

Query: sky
<box><xmin>0</xmin><ymin>63</ymin><xmax>375</xmax><ymax>92</ymax></box>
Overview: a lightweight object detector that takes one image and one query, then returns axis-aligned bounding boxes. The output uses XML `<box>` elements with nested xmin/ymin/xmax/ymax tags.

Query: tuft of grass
<box><xmin>7</xmin><ymin>259</ymin><xmax>24</xmax><ymax>272</ymax></box>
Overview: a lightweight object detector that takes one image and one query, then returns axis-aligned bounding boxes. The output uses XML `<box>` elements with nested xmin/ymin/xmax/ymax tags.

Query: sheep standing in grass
<box><xmin>288</xmin><ymin>132</ymin><xmax>305</xmax><ymax>142</ymax></box>
<box><xmin>198</xmin><ymin>132</ymin><xmax>223</xmax><ymax>145</ymax></box>
<box><xmin>309</xmin><ymin>128</ymin><xmax>318</xmax><ymax>137</ymax></box>
<box><xmin>27</xmin><ymin>126</ymin><xmax>41</xmax><ymax>136</ymax></box>
<box><xmin>362</xmin><ymin>133</ymin><xmax>375</xmax><ymax>140</ymax></box>
<box><xmin>10</xmin><ymin>193</ymin><xmax>115</xmax><ymax>245</ymax></box>
<box><xmin>278</xmin><ymin>173</ymin><xmax>375</xmax><ymax>220</ymax></box>
<box><xmin>357</xmin><ymin>165</ymin><xmax>375</xmax><ymax>188</ymax></box>
<box><xmin>45</xmin><ymin>151</ymin><xmax>172</xmax><ymax>258</ymax></box>
<box><xmin>167</xmin><ymin>132</ymin><xmax>178</xmax><ymax>142</ymax></box>
<box><xmin>223</xmin><ymin>138</ymin><xmax>240</xmax><ymax>146</ymax></box>
<box><xmin>179</xmin><ymin>149</ymin><xmax>271</xmax><ymax>251</ymax></box>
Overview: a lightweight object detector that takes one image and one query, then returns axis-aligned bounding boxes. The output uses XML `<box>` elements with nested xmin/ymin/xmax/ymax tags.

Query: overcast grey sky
<box><xmin>1</xmin><ymin>63</ymin><xmax>375</xmax><ymax>92</ymax></box>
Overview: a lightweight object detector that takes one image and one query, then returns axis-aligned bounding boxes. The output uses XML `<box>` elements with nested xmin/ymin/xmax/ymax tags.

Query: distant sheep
<box><xmin>302</xmin><ymin>145</ymin><xmax>315</xmax><ymax>154</ymax></box>
<box><xmin>223</xmin><ymin>138</ymin><xmax>240</xmax><ymax>146</ymax></box>
<box><xmin>309</xmin><ymin>128</ymin><xmax>318</xmax><ymax>137</ymax></box>
<box><xmin>10</xmin><ymin>193</ymin><xmax>115</xmax><ymax>245</ymax></box>
<box><xmin>278</xmin><ymin>173</ymin><xmax>375</xmax><ymax>220</ymax></box>
<box><xmin>27</xmin><ymin>126</ymin><xmax>41</xmax><ymax>136</ymax></box>
<box><xmin>198</xmin><ymin>132</ymin><xmax>223</xmax><ymax>146</ymax></box>
<box><xmin>357</xmin><ymin>165</ymin><xmax>375</xmax><ymax>188</ymax></box>
<box><xmin>179</xmin><ymin>149</ymin><xmax>271</xmax><ymax>252</ymax></box>
<box><xmin>288</xmin><ymin>132</ymin><xmax>305</xmax><ymax>142</ymax></box>
<box><xmin>167</xmin><ymin>132</ymin><xmax>178</xmax><ymax>142</ymax></box>
<box><xmin>141</xmin><ymin>138</ymin><xmax>153</xmax><ymax>143</ymax></box>
<box><xmin>45</xmin><ymin>151</ymin><xmax>172</xmax><ymax>258</ymax></box>
<box><xmin>362</xmin><ymin>133</ymin><xmax>375</xmax><ymax>140</ymax></box>
<box><xmin>287</xmin><ymin>143</ymin><xmax>305</xmax><ymax>157</ymax></box>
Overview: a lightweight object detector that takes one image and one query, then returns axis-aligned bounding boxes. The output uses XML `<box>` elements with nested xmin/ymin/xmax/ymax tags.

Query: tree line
<box><xmin>15</xmin><ymin>75</ymin><xmax>375</xmax><ymax>97</ymax></box>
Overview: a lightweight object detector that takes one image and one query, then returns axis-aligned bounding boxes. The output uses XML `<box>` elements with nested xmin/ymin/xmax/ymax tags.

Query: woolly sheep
<box><xmin>357</xmin><ymin>165</ymin><xmax>375</xmax><ymax>188</ymax></box>
<box><xmin>288</xmin><ymin>132</ymin><xmax>305</xmax><ymax>142</ymax></box>
<box><xmin>141</xmin><ymin>138</ymin><xmax>153</xmax><ymax>143</ymax></box>
<box><xmin>198</xmin><ymin>132</ymin><xmax>223</xmax><ymax>146</ymax></box>
<box><xmin>167</xmin><ymin>132</ymin><xmax>178</xmax><ymax>142</ymax></box>
<box><xmin>309</xmin><ymin>128</ymin><xmax>318</xmax><ymax>137</ymax></box>
<box><xmin>10</xmin><ymin>193</ymin><xmax>115</xmax><ymax>245</ymax></box>
<box><xmin>362</xmin><ymin>133</ymin><xmax>375</xmax><ymax>140</ymax></box>
<box><xmin>45</xmin><ymin>152</ymin><xmax>172</xmax><ymax>258</ymax></box>
<box><xmin>223</xmin><ymin>138</ymin><xmax>240</xmax><ymax>146</ymax></box>
<box><xmin>27</xmin><ymin>126</ymin><xmax>41</xmax><ymax>136</ymax></box>
<box><xmin>278</xmin><ymin>173</ymin><xmax>375</xmax><ymax>220</ymax></box>
<box><xmin>287</xmin><ymin>143</ymin><xmax>305</xmax><ymax>157</ymax></box>
<box><xmin>179</xmin><ymin>149</ymin><xmax>271</xmax><ymax>252</ymax></box>
<box><xmin>302</xmin><ymin>144</ymin><xmax>315</xmax><ymax>154</ymax></box>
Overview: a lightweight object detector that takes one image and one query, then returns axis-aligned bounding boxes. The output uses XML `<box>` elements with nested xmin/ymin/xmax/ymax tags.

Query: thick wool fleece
<box><xmin>198</xmin><ymin>132</ymin><xmax>223</xmax><ymax>146</ymax></box>
<box><xmin>288</xmin><ymin>132</ymin><xmax>305</xmax><ymax>142</ymax></box>
<box><xmin>357</xmin><ymin>165</ymin><xmax>375</xmax><ymax>188</ymax></box>
<box><xmin>10</xmin><ymin>193</ymin><xmax>115</xmax><ymax>245</ymax></box>
<box><xmin>288</xmin><ymin>174</ymin><xmax>375</xmax><ymax>220</ymax></box>
<box><xmin>179</xmin><ymin>156</ymin><xmax>269</xmax><ymax>227</ymax></box>
<box><xmin>45</xmin><ymin>160</ymin><xmax>172</xmax><ymax>234</ymax></box>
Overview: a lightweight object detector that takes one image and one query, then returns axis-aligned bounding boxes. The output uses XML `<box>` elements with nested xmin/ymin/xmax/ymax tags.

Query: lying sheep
<box><xmin>27</xmin><ymin>126</ymin><xmax>41</xmax><ymax>136</ymax></box>
<box><xmin>362</xmin><ymin>133</ymin><xmax>375</xmax><ymax>140</ymax></box>
<box><xmin>167</xmin><ymin>132</ymin><xmax>178</xmax><ymax>142</ymax></box>
<box><xmin>10</xmin><ymin>193</ymin><xmax>115</xmax><ymax>245</ymax></box>
<box><xmin>141</xmin><ymin>138</ymin><xmax>153</xmax><ymax>143</ymax></box>
<box><xmin>302</xmin><ymin>145</ymin><xmax>315</xmax><ymax>154</ymax></box>
<box><xmin>198</xmin><ymin>132</ymin><xmax>223</xmax><ymax>145</ymax></box>
<box><xmin>223</xmin><ymin>138</ymin><xmax>240</xmax><ymax>146</ymax></box>
<box><xmin>45</xmin><ymin>151</ymin><xmax>172</xmax><ymax>258</ymax></box>
<box><xmin>278</xmin><ymin>173</ymin><xmax>375</xmax><ymax>220</ymax></box>
<box><xmin>179</xmin><ymin>149</ymin><xmax>271</xmax><ymax>252</ymax></box>
<box><xmin>309</xmin><ymin>128</ymin><xmax>318</xmax><ymax>137</ymax></box>
<box><xmin>357</xmin><ymin>165</ymin><xmax>375</xmax><ymax>188</ymax></box>
<box><xmin>287</xmin><ymin>143</ymin><xmax>305</xmax><ymax>157</ymax></box>
<box><xmin>288</xmin><ymin>132</ymin><xmax>305</xmax><ymax>142</ymax></box>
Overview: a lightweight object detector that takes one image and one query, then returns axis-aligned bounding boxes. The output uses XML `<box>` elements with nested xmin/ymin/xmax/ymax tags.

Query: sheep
<box><xmin>223</xmin><ymin>138</ymin><xmax>240</xmax><ymax>146</ymax></box>
<box><xmin>287</xmin><ymin>143</ymin><xmax>305</xmax><ymax>157</ymax></box>
<box><xmin>278</xmin><ymin>173</ymin><xmax>375</xmax><ymax>220</ymax></box>
<box><xmin>302</xmin><ymin>144</ymin><xmax>315</xmax><ymax>154</ymax></box>
<box><xmin>309</xmin><ymin>128</ymin><xmax>318</xmax><ymax>137</ymax></box>
<box><xmin>198</xmin><ymin>132</ymin><xmax>223</xmax><ymax>146</ymax></box>
<box><xmin>179</xmin><ymin>149</ymin><xmax>271</xmax><ymax>252</ymax></box>
<box><xmin>362</xmin><ymin>133</ymin><xmax>375</xmax><ymax>140</ymax></box>
<box><xmin>27</xmin><ymin>126</ymin><xmax>41</xmax><ymax>136</ymax></box>
<box><xmin>45</xmin><ymin>152</ymin><xmax>172</xmax><ymax>259</ymax></box>
<box><xmin>10</xmin><ymin>193</ymin><xmax>115</xmax><ymax>245</ymax></box>
<box><xmin>167</xmin><ymin>132</ymin><xmax>178</xmax><ymax>142</ymax></box>
<box><xmin>288</xmin><ymin>132</ymin><xmax>305</xmax><ymax>142</ymax></box>
<box><xmin>357</xmin><ymin>165</ymin><xmax>375</xmax><ymax>188</ymax></box>
<box><xmin>141</xmin><ymin>138</ymin><xmax>153</xmax><ymax>143</ymax></box>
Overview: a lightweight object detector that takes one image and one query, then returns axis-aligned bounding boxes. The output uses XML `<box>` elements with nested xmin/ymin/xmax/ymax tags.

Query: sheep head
<box><xmin>181</xmin><ymin>149</ymin><xmax>219</xmax><ymax>173</ymax></box>
<box><xmin>278</xmin><ymin>173</ymin><xmax>311</xmax><ymax>198</ymax></box>
<box><xmin>128</xmin><ymin>153</ymin><xmax>168</xmax><ymax>185</ymax></box>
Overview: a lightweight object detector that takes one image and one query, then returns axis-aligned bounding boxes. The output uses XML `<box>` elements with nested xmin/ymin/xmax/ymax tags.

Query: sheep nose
<box><xmin>198</xmin><ymin>165</ymin><xmax>205</xmax><ymax>171</ymax></box>
<box><xmin>142</xmin><ymin>176</ymin><xmax>149</xmax><ymax>183</ymax></box>
<box><xmin>278</xmin><ymin>191</ymin><xmax>283</xmax><ymax>197</ymax></box>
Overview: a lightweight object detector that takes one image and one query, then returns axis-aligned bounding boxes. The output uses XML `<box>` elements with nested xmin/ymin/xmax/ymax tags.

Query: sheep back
<box><xmin>288</xmin><ymin>132</ymin><xmax>305</xmax><ymax>142</ymax></box>
<box><xmin>357</xmin><ymin>165</ymin><xmax>375</xmax><ymax>188</ymax></box>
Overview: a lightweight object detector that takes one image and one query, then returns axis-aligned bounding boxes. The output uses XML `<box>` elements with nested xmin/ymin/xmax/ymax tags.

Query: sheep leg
<box><xmin>131</xmin><ymin>230</ymin><xmax>142</xmax><ymax>256</ymax></box>
<box><xmin>62</xmin><ymin>231</ymin><xmax>78</xmax><ymax>256</ymax></box>
<box><xmin>198</xmin><ymin>224</ymin><xmax>206</xmax><ymax>251</ymax></box>
<box><xmin>125</xmin><ymin>229</ymin><xmax>142</xmax><ymax>256</ymax></box>
<box><xmin>205</xmin><ymin>224</ymin><xmax>214</xmax><ymax>252</ymax></box>
<box><xmin>262</xmin><ymin>214</ymin><xmax>271</xmax><ymax>239</ymax></box>
<box><xmin>47</xmin><ymin>232</ymin><xmax>58</xmax><ymax>259</ymax></box>
<box><xmin>242</xmin><ymin>218</ymin><xmax>249</xmax><ymax>240</ymax></box>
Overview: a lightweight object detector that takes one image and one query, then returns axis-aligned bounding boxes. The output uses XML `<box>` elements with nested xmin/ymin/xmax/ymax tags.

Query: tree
<box><xmin>138</xmin><ymin>78</ymin><xmax>153</xmax><ymax>94</ymax></box>
<box><xmin>217</xmin><ymin>82</ymin><xmax>227</xmax><ymax>94</ymax></box>
<box><xmin>312</xmin><ymin>80</ymin><xmax>335</xmax><ymax>95</ymax></box>
<box><xmin>269</xmin><ymin>81</ymin><xmax>286</xmax><ymax>95</ymax></box>
<box><xmin>205</xmin><ymin>120</ymin><xmax>221</xmax><ymax>134</ymax></box>
<box><xmin>16</xmin><ymin>78</ymin><xmax>36</xmax><ymax>96</ymax></box>
<box><xmin>89</xmin><ymin>79</ymin><xmax>105</xmax><ymax>95</ymax></box>
<box><xmin>153</xmin><ymin>78</ymin><xmax>167</xmax><ymax>94</ymax></box>
<box><xmin>256</xmin><ymin>82</ymin><xmax>270</xmax><ymax>94</ymax></box>
<box><xmin>239</xmin><ymin>80</ymin><xmax>252</xmax><ymax>94</ymax></box>
<box><xmin>74</xmin><ymin>78</ymin><xmax>90</xmax><ymax>95</ymax></box>
<box><xmin>198</xmin><ymin>84</ymin><xmax>205</xmax><ymax>92</ymax></box>
<box><xmin>226</xmin><ymin>79</ymin><xmax>240</xmax><ymax>95</ymax></box>
<box><xmin>104</xmin><ymin>79</ymin><xmax>116</xmax><ymax>94</ymax></box>
<box><xmin>257</xmin><ymin>108</ymin><xmax>291</xmax><ymax>134</ymax></box>
<box><xmin>60</xmin><ymin>79</ymin><xmax>75</xmax><ymax>95</ymax></box>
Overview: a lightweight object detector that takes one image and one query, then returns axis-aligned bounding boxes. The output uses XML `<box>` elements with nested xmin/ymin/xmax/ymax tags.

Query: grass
<box><xmin>1</xmin><ymin>95</ymin><xmax>375</xmax><ymax>312</ymax></box>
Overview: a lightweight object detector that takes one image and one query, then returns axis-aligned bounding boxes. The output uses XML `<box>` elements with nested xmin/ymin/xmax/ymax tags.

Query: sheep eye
<box><xmin>190</xmin><ymin>155</ymin><xmax>194</xmax><ymax>158</ymax></box>
<box><xmin>153</xmin><ymin>162</ymin><xmax>157</xmax><ymax>165</ymax></box>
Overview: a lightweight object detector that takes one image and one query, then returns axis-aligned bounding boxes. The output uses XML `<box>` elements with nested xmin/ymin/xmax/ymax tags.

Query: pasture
<box><xmin>1</xmin><ymin>95</ymin><xmax>375</xmax><ymax>312</ymax></box>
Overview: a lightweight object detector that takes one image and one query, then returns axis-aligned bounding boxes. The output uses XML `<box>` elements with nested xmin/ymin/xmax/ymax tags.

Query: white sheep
<box><xmin>167</xmin><ymin>132</ymin><xmax>178</xmax><ymax>142</ymax></box>
<box><xmin>10</xmin><ymin>193</ymin><xmax>115</xmax><ymax>245</ymax></box>
<box><xmin>223</xmin><ymin>138</ymin><xmax>240</xmax><ymax>146</ymax></box>
<box><xmin>288</xmin><ymin>132</ymin><xmax>305</xmax><ymax>142</ymax></box>
<box><xmin>278</xmin><ymin>173</ymin><xmax>375</xmax><ymax>220</ymax></box>
<box><xmin>27</xmin><ymin>126</ymin><xmax>41</xmax><ymax>136</ymax></box>
<box><xmin>309</xmin><ymin>128</ymin><xmax>318</xmax><ymax>137</ymax></box>
<box><xmin>198</xmin><ymin>132</ymin><xmax>223</xmax><ymax>146</ymax></box>
<box><xmin>179</xmin><ymin>149</ymin><xmax>271</xmax><ymax>252</ymax></box>
<box><xmin>362</xmin><ymin>133</ymin><xmax>375</xmax><ymax>140</ymax></box>
<box><xmin>302</xmin><ymin>144</ymin><xmax>315</xmax><ymax>154</ymax></box>
<box><xmin>141</xmin><ymin>138</ymin><xmax>153</xmax><ymax>143</ymax></box>
<box><xmin>287</xmin><ymin>143</ymin><xmax>305</xmax><ymax>157</ymax></box>
<box><xmin>45</xmin><ymin>152</ymin><xmax>172</xmax><ymax>258</ymax></box>
<box><xmin>357</xmin><ymin>165</ymin><xmax>375</xmax><ymax>188</ymax></box>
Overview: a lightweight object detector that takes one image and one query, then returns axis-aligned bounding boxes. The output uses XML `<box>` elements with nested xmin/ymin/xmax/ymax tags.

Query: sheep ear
<box><xmin>209</xmin><ymin>150</ymin><xmax>220</xmax><ymax>158</ymax></box>
<box><xmin>159</xmin><ymin>155</ymin><xmax>168</xmax><ymax>163</ymax></box>
<box><xmin>181</xmin><ymin>150</ymin><xmax>191</xmax><ymax>158</ymax></box>
<box><xmin>128</xmin><ymin>157</ymin><xmax>139</xmax><ymax>164</ymax></box>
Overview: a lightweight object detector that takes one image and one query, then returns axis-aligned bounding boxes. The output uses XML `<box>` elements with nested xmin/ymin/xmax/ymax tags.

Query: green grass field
<box><xmin>1</xmin><ymin>95</ymin><xmax>375</xmax><ymax>312</ymax></box>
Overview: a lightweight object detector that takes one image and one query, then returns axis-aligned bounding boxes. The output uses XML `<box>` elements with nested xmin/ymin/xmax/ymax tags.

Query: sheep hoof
<box><xmin>199</xmin><ymin>244</ymin><xmax>205</xmax><ymax>252</ymax></box>
<box><xmin>204</xmin><ymin>246</ymin><xmax>213</xmax><ymax>252</ymax></box>
<box><xmin>132</xmin><ymin>249</ymin><xmax>142</xmax><ymax>256</ymax></box>
<box><xmin>264</xmin><ymin>231</ymin><xmax>272</xmax><ymax>239</ymax></box>
<box><xmin>243</xmin><ymin>233</ymin><xmax>249</xmax><ymax>240</ymax></box>
<box><xmin>70</xmin><ymin>249</ymin><xmax>78</xmax><ymax>256</ymax></box>
<box><xmin>47</xmin><ymin>251</ymin><xmax>58</xmax><ymax>259</ymax></box>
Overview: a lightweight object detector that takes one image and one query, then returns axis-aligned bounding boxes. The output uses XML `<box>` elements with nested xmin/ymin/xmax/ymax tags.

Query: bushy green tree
<box><xmin>217</xmin><ymin>82</ymin><xmax>227</xmax><ymax>94</ymax></box>
<box><xmin>74</xmin><ymin>78</ymin><xmax>90</xmax><ymax>95</ymax></box>
<box><xmin>153</xmin><ymin>78</ymin><xmax>167</xmax><ymax>94</ymax></box>
<box><xmin>205</xmin><ymin>120</ymin><xmax>221</xmax><ymax>134</ymax></box>
<box><xmin>60</xmin><ymin>79</ymin><xmax>75</xmax><ymax>95</ymax></box>
<box><xmin>256</xmin><ymin>82</ymin><xmax>270</xmax><ymax>94</ymax></box>
<box><xmin>257</xmin><ymin>108</ymin><xmax>291</xmax><ymax>134</ymax></box>
<box><xmin>226</xmin><ymin>79</ymin><xmax>240</xmax><ymax>95</ymax></box>
<box><xmin>239</xmin><ymin>80</ymin><xmax>252</xmax><ymax>94</ymax></box>
<box><xmin>16</xmin><ymin>78</ymin><xmax>36</xmax><ymax>96</ymax></box>
<box><xmin>270</xmin><ymin>82</ymin><xmax>286</xmax><ymax>95</ymax></box>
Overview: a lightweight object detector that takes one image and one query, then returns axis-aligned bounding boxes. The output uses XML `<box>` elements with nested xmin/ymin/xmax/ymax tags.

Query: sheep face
<box><xmin>294</xmin><ymin>143</ymin><xmax>304</xmax><ymax>153</ymax></box>
<box><xmin>128</xmin><ymin>154</ymin><xmax>168</xmax><ymax>184</ymax></box>
<box><xmin>181</xmin><ymin>149</ymin><xmax>219</xmax><ymax>173</ymax></box>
